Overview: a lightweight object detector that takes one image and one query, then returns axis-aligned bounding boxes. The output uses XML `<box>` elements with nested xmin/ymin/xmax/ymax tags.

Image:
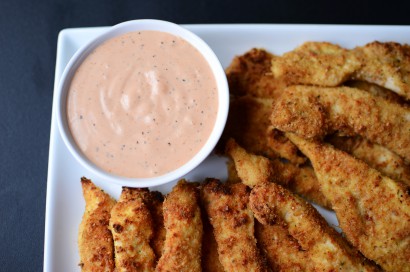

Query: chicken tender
<box><xmin>201</xmin><ymin>179</ymin><xmax>268</xmax><ymax>272</ymax></box>
<box><xmin>145</xmin><ymin>191</ymin><xmax>165</xmax><ymax>261</ymax></box>
<box><xmin>78</xmin><ymin>177</ymin><xmax>116</xmax><ymax>272</ymax></box>
<box><xmin>271</xmin><ymin>85</ymin><xmax>410</xmax><ymax>163</ymax></box>
<box><xmin>250</xmin><ymin>182</ymin><xmax>379</xmax><ymax>272</ymax></box>
<box><xmin>110</xmin><ymin>188</ymin><xmax>165</xmax><ymax>261</ymax></box>
<box><xmin>353</xmin><ymin>41</ymin><xmax>410</xmax><ymax>100</ymax></box>
<box><xmin>109</xmin><ymin>188</ymin><xmax>156</xmax><ymax>272</ymax></box>
<box><xmin>225</xmin><ymin>138</ymin><xmax>273</xmax><ymax>186</ymax></box>
<box><xmin>225</xmin><ymin>48</ymin><xmax>285</xmax><ymax>99</ymax></box>
<box><xmin>287</xmin><ymin>133</ymin><xmax>410</xmax><ymax>271</ymax></box>
<box><xmin>201</xmin><ymin>205</ymin><xmax>225</xmax><ymax>272</ymax></box>
<box><xmin>156</xmin><ymin>180</ymin><xmax>202</xmax><ymax>272</ymax></box>
<box><xmin>225</xmin><ymin>138</ymin><xmax>331</xmax><ymax>209</ymax></box>
<box><xmin>222</xmin><ymin>95</ymin><xmax>306</xmax><ymax>165</ymax></box>
<box><xmin>255</xmin><ymin>219</ymin><xmax>311</xmax><ymax>271</ymax></box>
<box><xmin>272</xmin><ymin>42</ymin><xmax>361</xmax><ymax>86</ymax></box>
<box><xmin>327</xmin><ymin>135</ymin><xmax>410</xmax><ymax>186</ymax></box>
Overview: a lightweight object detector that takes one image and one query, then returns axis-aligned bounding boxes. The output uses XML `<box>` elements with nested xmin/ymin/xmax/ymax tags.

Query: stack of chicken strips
<box><xmin>78</xmin><ymin>42</ymin><xmax>410</xmax><ymax>272</ymax></box>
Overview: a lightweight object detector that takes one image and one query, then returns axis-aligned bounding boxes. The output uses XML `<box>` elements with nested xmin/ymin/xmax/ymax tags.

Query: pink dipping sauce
<box><xmin>67</xmin><ymin>31</ymin><xmax>218</xmax><ymax>178</ymax></box>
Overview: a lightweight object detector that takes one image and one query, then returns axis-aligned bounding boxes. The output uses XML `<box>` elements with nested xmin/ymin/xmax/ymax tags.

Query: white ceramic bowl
<box><xmin>57</xmin><ymin>19</ymin><xmax>229</xmax><ymax>187</ymax></box>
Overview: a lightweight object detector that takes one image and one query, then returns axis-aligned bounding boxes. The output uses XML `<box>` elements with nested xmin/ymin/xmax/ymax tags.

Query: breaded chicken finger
<box><xmin>250</xmin><ymin>182</ymin><xmax>380</xmax><ymax>272</ymax></box>
<box><xmin>201</xmin><ymin>205</ymin><xmax>225</xmax><ymax>272</ymax></box>
<box><xmin>255</xmin><ymin>219</ymin><xmax>311</xmax><ymax>271</ymax></box>
<box><xmin>109</xmin><ymin>187</ymin><xmax>156</xmax><ymax>272</ymax></box>
<box><xmin>78</xmin><ymin>177</ymin><xmax>116</xmax><ymax>272</ymax></box>
<box><xmin>327</xmin><ymin>135</ymin><xmax>410</xmax><ymax>186</ymax></box>
<box><xmin>271</xmin><ymin>85</ymin><xmax>410</xmax><ymax>163</ymax></box>
<box><xmin>226</xmin><ymin>138</ymin><xmax>331</xmax><ymax>209</ymax></box>
<box><xmin>272</xmin><ymin>42</ymin><xmax>361</xmax><ymax>86</ymax></box>
<box><xmin>225</xmin><ymin>48</ymin><xmax>285</xmax><ymax>99</ymax></box>
<box><xmin>201</xmin><ymin>179</ymin><xmax>268</xmax><ymax>272</ymax></box>
<box><xmin>155</xmin><ymin>180</ymin><xmax>202</xmax><ymax>272</ymax></box>
<box><xmin>113</xmin><ymin>188</ymin><xmax>165</xmax><ymax>261</ymax></box>
<box><xmin>144</xmin><ymin>191</ymin><xmax>165</xmax><ymax>261</ymax></box>
<box><xmin>287</xmin><ymin>133</ymin><xmax>410</xmax><ymax>271</ymax></box>
<box><xmin>353</xmin><ymin>41</ymin><xmax>410</xmax><ymax>100</ymax></box>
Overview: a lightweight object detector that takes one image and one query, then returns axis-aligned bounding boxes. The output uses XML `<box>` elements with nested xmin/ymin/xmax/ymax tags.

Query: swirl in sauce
<box><xmin>67</xmin><ymin>31</ymin><xmax>218</xmax><ymax>178</ymax></box>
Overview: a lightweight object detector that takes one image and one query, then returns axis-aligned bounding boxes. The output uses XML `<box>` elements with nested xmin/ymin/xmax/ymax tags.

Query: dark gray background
<box><xmin>1</xmin><ymin>0</ymin><xmax>409</xmax><ymax>270</ymax></box>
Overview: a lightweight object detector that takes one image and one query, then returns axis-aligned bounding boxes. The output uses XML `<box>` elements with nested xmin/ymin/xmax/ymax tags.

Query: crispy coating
<box><xmin>201</xmin><ymin>179</ymin><xmax>268</xmax><ymax>272</ymax></box>
<box><xmin>221</xmin><ymin>95</ymin><xmax>274</xmax><ymax>158</ymax></box>
<box><xmin>226</xmin><ymin>158</ymin><xmax>242</xmax><ymax>185</ymax></box>
<box><xmin>110</xmin><ymin>188</ymin><xmax>165</xmax><ymax>261</ymax></box>
<box><xmin>272</xmin><ymin>42</ymin><xmax>361</xmax><ymax>86</ymax></box>
<box><xmin>225</xmin><ymin>138</ymin><xmax>331</xmax><ymax>209</ymax></box>
<box><xmin>201</xmin><ymin>204</ymin><xmax>225</xmax><ymax>272</ymax></box>
<box><xmin>273</xmin><ymin>160</ymin><xmax>332</xmax><ymax>210</ymax></box>
<box><xmin>223</xmin><ymin>48</ymin><xmax>306</xmax><ymax>165</ymax></box>
<box><xmin>271</xmin><ymin>85</ymin><xmax>410</xmax><ymax>163</ymax></box>
<box><xmin>327</xmin><ymin>135</ymin><xmax>410</xmax><ymax>186</ymax></box>
<box><xmin>156</xmin><ymin>180</ymin><xmax>202</xmax><ymax>272</ymax></box>
<box><xmin>145</xmin><ymin>191</ymin><xmax>165</xmax><ymax>261</ymax></box>
<box><xmin>288</xmin><ymin>133</ymin><xmax>410</xmax><ymax>271</ymax></box>
<box><xmin>266</xmin><ymin>127</ymin><xmax>306</xmax><ymax>165</ymax></box>
<box><xmin>353</xmin><ymin>41</ymin><xmax>410</xmax><ymax>100</ymax></box>
<box><xmin>225</xmin><ymin>138</ymin><xmax>273</xmax><ymax>187</ymax></box>
<box><xmin>109</xmin><ymin>188</ymin><xmax>156</xmax><ymax>272</ymax></box>
<box><xmin>250</xmin><ymin>183</ymin><xmax>380</xmax><ymax>272</ymax></box>
<box><xmin>222</xmin><ymin>95</ymin><xmax>306</xmax><ymax>165</ymax></box>
<box><xmin>255</xmin><ymin>221</ymin><xmax>309</xmax><ymax>271</ymax></box>
<box><xmin>346</xmin><ymin>80</ymin><xmax>408</xmax><ymax>105</ymax></box>
<box><xmin>78</xmin><ymin>177</ymin><xmax>116</xmax><ymax>272</ymax></box>
<box><xmin>225</xmin><ymin>48</ymin><xmax>286</xmax><ymax>99</ymax></box>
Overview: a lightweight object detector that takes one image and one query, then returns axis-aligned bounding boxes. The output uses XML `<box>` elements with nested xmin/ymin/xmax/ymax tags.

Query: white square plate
<box><xmin>44</xmin><ymin>24</ymin><xmax>410</xmax><ymax>272</ymax></box>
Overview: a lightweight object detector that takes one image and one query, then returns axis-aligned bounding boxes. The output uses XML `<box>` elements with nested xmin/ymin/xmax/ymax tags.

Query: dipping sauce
<box><xmin>67</xmin><ymin>31</ymin><xmax>218</xmax><ymax>178</ymax></box>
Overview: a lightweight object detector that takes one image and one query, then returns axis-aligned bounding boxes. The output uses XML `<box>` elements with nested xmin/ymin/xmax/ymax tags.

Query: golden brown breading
<box><xmin>226</xmin><ymin>158</ymin><xmax>242</xmax><ymax>185</ymax></box>
<box><xmin>353</xmin><ymin>41</ymin><xmax>410</xmax><ymax>100</ymax></box>
<box><xmin>287</xmin><ymin>133</ymin><xmax>410</xmax><ymax>271</ymax></box>
<box><xmin>250</xmin><ymin>182</ymin><xmax>380</xmax><ymax>272</ymax></box>
<box><xmin>201</xmin><ymin>179</ymin><xmax>268</xmax><ymax>272</ymax></box>
<box><xmin>225</xmin><ymin>138</ymin><xmax>273</xmax><ymax>187</ymax></box>
<box><xmin>271</xmin><ymin>85</ymin><xmax>410</xmax><ymax>163</ymax></box>
<box><xmin>255</xmin><ymin>219</ymin><xmax>310</xmax><ymax>271</ymax></box>
<box><xmin>78</xmin><ymin>177</ymin><xmax>116</xmax><ymax>272</ymax></box>
<box><xmin>345</xmin><ymin>80</ymin><xmax>407</xmax><ymax>105</ymax></box>
<box><xmin>266</xmin><ymin>127</ymin><xmax>306</xmax><ymax>165</ymax></box>
<box><xmin>276</xmin><ymin>160</ymin><xmax>332</xmax><ymax>209</ymax></box>
<box><xmin>155</xmin><ymin>180</ymin><xmax>202</xmax><ymax>272</ymax></box>
<box><xmin>109</xmin><ymin>188</ymin><xmax>156</xmax><ymax>272</ymax></box>
<box><xmin>327</xmin><ymin>135</ymin><xmax>410</xmax><ymax>186</ymax></box>
<box><xmin>221</xmin><ymin>95</ymin><xmax>274</xmax><ymax>158</ymax></box>
<box><xmin>225</xmin><ymin>48</ymin><xmax>285</xmax><ymax>99</ymax></box>
<box><xmin>201</xmin><ymin>204</ymin><xmax>225</xmax><ymax>272</ymax></box>
<box><xmin>201</xmin><ymin>179</ymin><xmax>267</xmax><ymax>271</ymax></box>
<box><xmin>272</xmin><ymin>42</ymin><xmax>361</xmax><ymax>86</ymax></box>
<box><xmin>145</xmin><ymin>191</ymin><xmax>165</xmax><ymax>261</ymax></box>
<box><xmin>221</xmin><ymin>95</ymin><xmax>306</xmax><ymax>165</ymax></box>
<box><xmin>225</xmin><ymin>138</ymin><xmax>331</xmax><ymax>209</ymax></box>
<box><xmin>109</xmin><ymin>188</ymin><xmax>165</xmax><ymax>261</ymax></box>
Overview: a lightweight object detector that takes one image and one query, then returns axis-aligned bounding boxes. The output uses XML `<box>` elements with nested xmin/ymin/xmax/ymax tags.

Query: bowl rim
<box><xmin>56</xmin><ymin>19</ymin><xmax>229</xmax><ymax>187</ymax></box>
